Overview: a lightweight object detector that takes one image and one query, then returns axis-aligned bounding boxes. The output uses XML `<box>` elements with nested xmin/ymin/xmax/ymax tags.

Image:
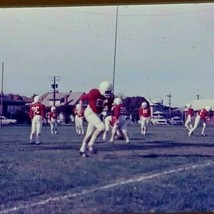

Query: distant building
<box><xmin>148</xmin><ymin>98</ymin><xmax>182</xmax><ymax>119</ymax></box>
<box><xmin>40</xmin><ymin>91</ymin><xmax>85</xmax><ymax>107</ymax></box>
<box><xmin>0</xmin><ymin>94</ymin><xmax>30</xmax><ymax>118</ymax></box>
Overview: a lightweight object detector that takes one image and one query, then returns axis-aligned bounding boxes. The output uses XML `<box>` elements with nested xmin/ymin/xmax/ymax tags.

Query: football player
<box><xmin>184</xmin><ymin>103</ymin><xmax>194</xmax><ymax>132</ymax></box>
<box><xmin>107</xmin><ymin>97</ymin><xmax>130</xmax><ymax>144</ymax></box>
<box><xmin>102</xmin><ymin>114</ymin><xmax>125</xmax><ymax>142</ymax></box>
<box><xmin>188</xmin><ymin>105</ymin><xmax>212</xmax><ymax>137</ymax></box>
<box><xmin>139</xmin><ymin>101</ymin><xmax>151</xmax><ymax>135</ymax></box>
<box><xmin>73</xmin><ymin>104</ymin><xmax>85</xmax><ymax>135</ymax></box>
<box><xmin>77</xmin><ymin>81</ymin><xmax>113</xmax><ymax>157</ymax></box>
<box><xmin>48</xmin><ymin>106</ymin><xmax>58</xmax><ymax>134</ymax></box>
<box><xmin>29</xmin><ymin>95</ymin><xmax>46</xmax><ymax>144</ymax></box>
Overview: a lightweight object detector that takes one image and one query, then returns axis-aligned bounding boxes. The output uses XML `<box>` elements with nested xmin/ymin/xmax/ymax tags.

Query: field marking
<box><xmin>0</xmin><ymin>161</ymin><xmax>213</xmax><ymax>214</ymax></box>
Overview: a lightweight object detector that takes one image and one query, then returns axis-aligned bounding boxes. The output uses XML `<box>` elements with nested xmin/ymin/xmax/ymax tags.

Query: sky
<box><xmin>0</xmin><ymin>3</ymin><xmax>214</xmax><ymax>107</ymax></box>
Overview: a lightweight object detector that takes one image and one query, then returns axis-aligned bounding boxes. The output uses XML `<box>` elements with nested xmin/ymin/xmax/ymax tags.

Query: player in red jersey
<box><xmin>184</xmin><ymin>103</ymin><xmax>194</xmax><ymax>132</ymax></box>
<box><xmin>48</xmin><ymin>106</ymin><xmax>58</xmax><ymax>134</ymax></box>
<box><xmin>188</xmin><ymin>105</ymin><xmax>212</xmax><ymax>137</ymax></box>
<box><xmin>106</xmin><ymin>97</ymin><xmax>130</xmax><ymax>144</ymax></box>
<box><xmin>73</xmin><ymin>104</ymin><xmax>85</xmax><ymax>135</ymax></box>
<box><xmin>139</xmin><ymin>101</ymin><xmax>151</xmax><ymax>135</ymax></box>
<box><xmin>77</xmin><ymin>81</ymin><xmax>113</xmax><ymax>157</ymax></box>
<box><xmin>29</xmin><ymin>95</ymin><xmax>46</xmax><ymax>144</ymax></box>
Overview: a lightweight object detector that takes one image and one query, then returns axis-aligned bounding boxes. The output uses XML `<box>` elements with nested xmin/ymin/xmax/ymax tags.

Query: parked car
<box><xmin>150</xmin><ymin>115</ymin><xmax>168</xmax><ymax>125</ymax></box>
<box><xmin>168</xmin><ymin>116</ymin><xmax>184</xmax><ymax>126</ymax></box>
<box><xmin>0</xmin><ymin>116</ymin><xmax>17</xmax><ymax>125</ymax></box>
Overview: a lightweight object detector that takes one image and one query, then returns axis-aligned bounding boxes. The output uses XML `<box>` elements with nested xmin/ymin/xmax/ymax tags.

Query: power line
<box><xmin>70</xmin><ymin>6</ymin><xmax>214</xmax><ymax>17</ymax></box>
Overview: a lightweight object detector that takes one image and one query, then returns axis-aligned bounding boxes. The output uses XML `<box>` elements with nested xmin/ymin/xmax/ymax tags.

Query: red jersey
<box><xmin>48</xmin><ymin>111</ymin><xmax>57</xmax><ymax>120</ymax></box>
<box><xmin>110</xmin><ymin>104</ymin><xmax>127</xmax><ymax>126</ymax></box>
<box><xmin>29</xmin><ymin>102</ymin><xmax>46</xmax><ymax>119</ymax></box>
<box><xmin>139</xmin><ymin>107</ymin><xmax>151</xmax><ymax>118</ymax></box>
<box><xmin>198</xmin><ymin>108</ymin><xmax>209</xmax><ymax>121</ymax></box>
<box><xmin>80</xmin><ymin>88</ymin><xmax>107</xmax><ymax>114</ymax></box>
<box><xmin>112</xmin><ymin>104</ymin><xmax>127</xmax><ymax>119</ymax></box>
<box><xmin>185</xmin><ymin>108</ymin><xmax>194</xmax><ymax>117</ymax></box>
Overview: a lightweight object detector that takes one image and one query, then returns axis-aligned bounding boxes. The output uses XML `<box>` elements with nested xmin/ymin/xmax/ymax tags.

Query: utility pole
<box><xmin>0</xmin><ymin>63</ymin><xmax>4</xmax><ymax>128</ymax></box>
<box><xmin>167</xmin><ymin>93</ymin><xmax>172</xmax><ymax>118</ymax></box>
<box><xmin>112</xmin><ymin>6</ymin><xmax>119</xmax><ymax>93</ymax></box>
<box><xmin>51</xmin><ymin>76</ymin><xmax>60</xmax><ymax>107</ymax></box>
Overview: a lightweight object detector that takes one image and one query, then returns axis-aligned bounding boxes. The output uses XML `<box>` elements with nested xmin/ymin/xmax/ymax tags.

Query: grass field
<box><xmin>0</xmin><ymin>123</ymin><xmax>214</xmax><ymax>213</ymax></box>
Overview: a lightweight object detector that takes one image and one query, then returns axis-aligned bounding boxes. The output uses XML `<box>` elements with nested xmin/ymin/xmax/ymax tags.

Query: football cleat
<box><xmin>201</xmin><ymin>133</ymin><xmax>207</xmax><ymax>137</ymax></box>
<box><xmin>89</xmin><ymin>147</ymin><xmax>98</xmax><ymax>154</ymax></box>
<box><xmin>188</xmin><ymin>132</ymin><xmax>192</xmax><ymax>137</ymax></box>
<box><xmin>79</xmin><ymin>151</ymin><xmax>88</xmax><ymax>158</ymax></box>
<box><xmin>126</xmin><ymin>139</ymin><xmax>130</xmax><ymax>144</ymax></box>
<box><xmin>35</xmin><ymin>141</ymin><xmax>41</xmax><ymax>145</ymax></box>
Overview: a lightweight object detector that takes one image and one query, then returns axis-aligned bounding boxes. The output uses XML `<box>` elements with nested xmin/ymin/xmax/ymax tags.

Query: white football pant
<box><xmin>80</xmin><ymin>106</ymin><xmax>105</xmax><ymax>153</ymax></box>
<box><xmin>140</xmin><ymin>116</ymin><xmax>150</xmax><ymax>135</ymax></box>
<box><xmin>75</xmin><ymin>115</ymin><xmax>84</xmax><ymax>135</ymax></box>
<box><xmin>110</xmin><ymin>115</ymin><xmax>130</xmax><ymax>144</ymax></box>
<box><xmin>50</xmin><ymin>119</ymin><xmax>58</xmax><ymax>134</ymax></box>
<box><xmin>102</xmin><ymin>115</ymin><xmax>112</xmax><ymax>141</ymax></box>
<box><xmin>189</xmin><ymin>114</ymin><xmax>206</xmax><ymax>135</ymax></box>
<box><xmin>185</xmin><ymin>115</ymin><xmax>193</xmax><ymax>131</ymax></box>
<box><xmin>30</xmin><ymin>115</ymin><xmax>43</xmax><ymax>144</ymax></box>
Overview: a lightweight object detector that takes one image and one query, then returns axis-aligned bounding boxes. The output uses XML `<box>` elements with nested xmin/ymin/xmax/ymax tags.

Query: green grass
<box><xmin>0</xmin><ymin>124</ymin><xmax>214</xmax><ymax>213</ymax></box>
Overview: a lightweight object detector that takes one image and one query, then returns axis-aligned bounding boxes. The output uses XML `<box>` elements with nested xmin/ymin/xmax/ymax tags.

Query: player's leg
<box><xmin>103</xmin><ymin>116</ymin><xmax>111</xmax><ymax>141</ymax></box>
<box><xmin>79</xmin><ymin>118</ymin><xmax>84</xmax><ymax>135</ymax></box>
<box><xmin>54</xmin><ymin>121</ymin><xmax>58</xmax><ymax>134</ymax></box>
<box><xmin>185</xmin><ymin>116</ymin><xmax>191</xmax><ymax>131</ymax></box>
<box><xmin>50</xmin><ymin>122</ymin><xmax>54</xmax><ymax>134</ymax></box>
<box><xmin>201</xmin><ymin>122</ymin><xmax>207</xmax><ymax>136</ymax></box>
<box><xmin>109</xmin><ymin>123</ymin><xmax>118</xmax><ymax>143</ymax></box>
<box><xmin>120</xmin><ymin>118</ymin><xmax>130</xmax><ymax>143</ymax></box>
<box><xmin>87</xmin><ymin>114</ymin><xmax>105</xmax><ymax>152</ymax></box>
<box><xmin>188</xmin><ymin>115</ymin><xmax>200</xmax><ymax>136</ymax></box>
<box><xmin>75</xmin><ymin>115</ymin><xmax>79</xmax><ymax>134</ymax></box>
<box><xmin>141</xmin><ymin>118</ymin><xmax>146</xmax><ymax>135</ymax></box>
<box><xmin>35</xmin><ymin>116</ymin><xmax>43</xmax><ymax>144</ymax></box>
<box><xmin>30</xmin><ymin>118</ymin><xmax>36</xmax><ymax>143</ymax></box>
<box><xmin>80</xmin><ymin>122</ymin><xmax>95</xmax><ymax>156</ymax></box>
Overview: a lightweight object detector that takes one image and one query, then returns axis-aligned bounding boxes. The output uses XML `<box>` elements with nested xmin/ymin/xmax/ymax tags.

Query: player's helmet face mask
<box><xmin>205</xmin><ymin>105</ymin><xmax>212</xmax><ymax>111</ymax></box>
<box><xmin>141</xmin><ymin>102</ymin><xmax>147</xmax><ymax>109</ymax></box>
<box><xmin>113</xmin><ymin>98</ymin><xmax>122</xmax><ymax>105</ymax></box>
<box><xmin>99</xmin><ymin>81</ymin><xmax>113</xmax><ymax>98</ymax></box>
<box><xmin>34</xmin><ymin>95</ymin><xmax>40</xmax><ymax>103</ymax></box>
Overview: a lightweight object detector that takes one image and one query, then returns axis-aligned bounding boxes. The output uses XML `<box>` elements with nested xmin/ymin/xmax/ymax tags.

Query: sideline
<box><xmin>0</xmin><ymin>161</ymin><xmax>213</xmax><ymax>213</ymax></box>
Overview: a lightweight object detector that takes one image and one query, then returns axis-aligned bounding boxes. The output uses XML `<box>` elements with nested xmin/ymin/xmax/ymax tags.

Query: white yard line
<box><xmin>0</xmin><ymin>161</ymin><xmax>213</xmax><ymax>214</ymax></box>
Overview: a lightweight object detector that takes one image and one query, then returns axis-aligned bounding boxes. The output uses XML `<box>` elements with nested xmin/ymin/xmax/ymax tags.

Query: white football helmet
<box><xmin>34</xmin><ymin>95</ymin><xmax>40</xmax><ymax>103</ymax></box>
<box><xmin>141</xmin><ymin>102</ymin><xmax>148</xmax><ymax>109</ymax></box>
<box><xmin>113</xmin><ymin>97</ymin><xmax>122</xmax><ymax>105</ymax></box>
<box><xmin>186</xmin><ymin>103</ymin><xmax>192</xmax><ymax>108</ymax></box>
<box><xmin>205</xmin><ymin>105</ymin><xmax>212</xmax><ymax>111</ymax></box>
<box><xmin>51</xmin><ymin>106</ymin><xmax>56</xmax><ymax>111</ymax></box>
<box><xmin>99</xmin><ymin>81</ymin><xmax>113</xmax><ymax>97</ymax></box>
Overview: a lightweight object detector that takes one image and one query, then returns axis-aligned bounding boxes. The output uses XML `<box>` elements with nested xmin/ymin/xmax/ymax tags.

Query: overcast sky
<box><xmin>0</xmin><ymin>3</ymin><xmax>214</xmax><ymax>107</ymax></box>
